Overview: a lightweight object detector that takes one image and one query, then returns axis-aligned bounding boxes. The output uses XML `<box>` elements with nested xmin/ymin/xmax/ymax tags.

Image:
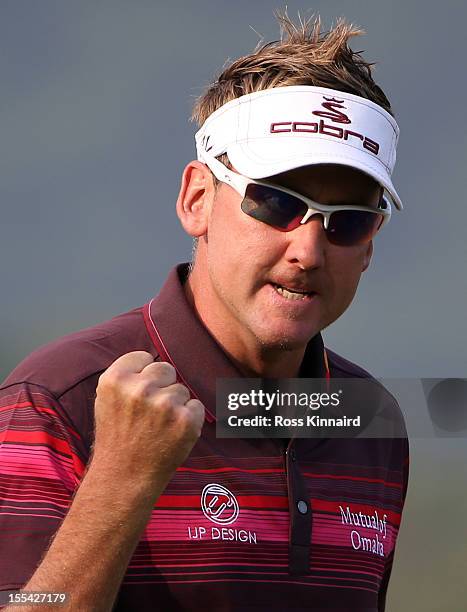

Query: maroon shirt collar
<box><xmin>144</xmin><ymin>263</ymin><xmax>327</xmax><ymax>422</ymax></box>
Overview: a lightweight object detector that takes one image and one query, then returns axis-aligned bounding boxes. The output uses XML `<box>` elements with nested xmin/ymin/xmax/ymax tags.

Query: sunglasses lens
<box><xmin>241</xmin><ymin>183</ymin><xmax>384</xmax><ymax>246</ymax></box>
<box><xmin>327</xmin><ymin>210</ymin><xmax>384</xmax><ymax>246</ymax></box>
<box><xmin>241</xmin><ymin>184</ymin><xmax>307</xmax><ymax>231</ymax></box>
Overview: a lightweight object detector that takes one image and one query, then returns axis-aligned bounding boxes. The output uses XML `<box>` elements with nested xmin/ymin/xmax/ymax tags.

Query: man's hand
<box><xmin>93</xmin><ymin>351</ymin><xmax>205</xmax><ymax>487</ymax></box>
<box><xmin>2</xmin><ymin>353</ymin><xmax>205</xmax><ymax>611</ymax></box>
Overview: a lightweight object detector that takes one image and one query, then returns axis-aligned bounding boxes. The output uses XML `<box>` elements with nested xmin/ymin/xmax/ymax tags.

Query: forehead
<box><xmin>267</xmin><ymin>163</ymin><xmax>382</xmax><ymax>205</ymax></box>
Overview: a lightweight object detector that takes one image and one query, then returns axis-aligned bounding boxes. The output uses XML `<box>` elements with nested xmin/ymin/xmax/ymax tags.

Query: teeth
<box><xmin>274</xmin><ymin>284</ymin><xmax>312</xmax><ymax>300</ymax></box>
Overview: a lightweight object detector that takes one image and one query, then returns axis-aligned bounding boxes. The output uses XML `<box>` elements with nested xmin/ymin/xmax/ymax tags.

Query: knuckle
<box><xmin>102</xmin><ymin>351</ymin><xmax>154</xmax><ymax>379</ymax></box>
<box><xmin>177</xmin><ymin>412</ymin><xmax>196</xmax><ymax>435</ymax></box>
<box><xmin>188</xmin><ymin>398</ymin><xmax>205</xmax><ymax>414</ymax></box>
<box><xmin>187</xmin><ymin>400</ymin><xmax>206</xmax><ymax>432</ymax></box>
<box><xmin>131</xmin><ymin>350</ymin><xmax>153</xmax><ymax>358</ymax></box>
<box><xmin>97</xmin><ymin>368</ymin><xmax>122</xmax><ymax>393</ymax></box>
<box><xmin>153</xmin><ymin>361</ymin><xmax>176</xmax><ymax>379</ymax></box>
<box><xmin>170</xmin><ymin>383</ymin><xmax>190</xmax><ymax>399</ymax></box>
<box><xmin>155</xmin><ymin>389</ymin><xmax>178</xmax><ymax>411</ymax></box>
<box><xmin>126</xmin><ymin>350</ymin><xmax>154</xmax><ymax>365</ymax></box>
<box><xmin>130</xmin><ymin>380</ymin><xmax>153</xmax><ymax>403</ymax></box>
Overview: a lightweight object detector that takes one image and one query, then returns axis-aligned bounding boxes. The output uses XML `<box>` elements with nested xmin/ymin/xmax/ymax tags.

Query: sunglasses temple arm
<box><xmin>200</xmin><ymin>153</ymin><xmax>248</xmax><ymax>196</ymax></box>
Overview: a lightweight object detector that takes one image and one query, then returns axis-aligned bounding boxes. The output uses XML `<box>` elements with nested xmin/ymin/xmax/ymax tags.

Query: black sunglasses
<box><xmin>204</xmin><ymin>155</ymin><xmax>391</xmax><ymax>247</ymax></box>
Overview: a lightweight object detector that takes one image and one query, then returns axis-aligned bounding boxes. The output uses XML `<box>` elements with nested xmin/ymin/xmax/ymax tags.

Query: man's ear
<box><xmin>362</xmin><ymin>240</ymin><xmax>374</xmax><ymax>272</ymax></box>
<box><xmin>176</xmin><ymin>161</ymin><xmax>215</xmax><ymax>237</ymax></box>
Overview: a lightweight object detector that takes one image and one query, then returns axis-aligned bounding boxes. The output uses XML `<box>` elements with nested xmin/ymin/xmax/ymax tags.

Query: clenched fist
<box><xmin>92</xmin><ymin>351</ymin><xmax>205</xmax><ymax>490</ymax></box>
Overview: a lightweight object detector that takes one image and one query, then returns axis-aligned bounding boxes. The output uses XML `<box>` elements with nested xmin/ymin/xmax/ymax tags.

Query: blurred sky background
<box><xmin>0</xmin><ymin>1</ymin><xmax>466</xmax><ymax>610</ymax></box>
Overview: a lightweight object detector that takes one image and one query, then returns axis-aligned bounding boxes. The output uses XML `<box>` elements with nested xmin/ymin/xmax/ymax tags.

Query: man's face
<box><xmin>194</xmin><ymin>164</ymin><xmax>382</xmax><ymax>351</ymax></box>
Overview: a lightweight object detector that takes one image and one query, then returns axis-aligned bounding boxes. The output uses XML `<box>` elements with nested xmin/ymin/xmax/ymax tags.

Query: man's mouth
<box><xmin>271</xmin><ymin>283</ymin><xmax>316</xmax><ymax>301</ymax></box>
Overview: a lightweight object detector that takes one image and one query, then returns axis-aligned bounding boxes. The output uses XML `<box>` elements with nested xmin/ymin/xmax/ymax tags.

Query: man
<box><xmin>0</xmin><ymin>14</ymin><xmax>408</xmax><ymax>612</ymax></box>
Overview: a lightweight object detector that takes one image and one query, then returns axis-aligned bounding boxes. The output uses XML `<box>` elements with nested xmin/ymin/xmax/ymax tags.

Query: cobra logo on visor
<box><xmin>269</xmin><ymin>95</ymin><xmax>380</xmax><ymax>156</ymax></box>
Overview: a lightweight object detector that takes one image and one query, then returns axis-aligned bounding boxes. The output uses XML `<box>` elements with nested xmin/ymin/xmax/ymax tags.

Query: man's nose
<box><xmin>284</xmin><ymin>216</ymin><xmax>327</xmax><ymax>270</ymax></box>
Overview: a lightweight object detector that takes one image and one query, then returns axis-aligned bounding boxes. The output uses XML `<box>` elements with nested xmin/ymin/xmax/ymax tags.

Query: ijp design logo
<box><xmin>187</xmin><ymin>483</ymin><xmax>257</xmax><ymax>544</ymax></box>
<box><xmin>201</xmin><ymin>483</ymin><xmax>239</xmax><ymax>525</ymax></box>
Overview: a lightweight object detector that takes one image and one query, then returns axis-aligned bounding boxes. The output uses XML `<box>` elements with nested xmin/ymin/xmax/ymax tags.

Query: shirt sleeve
<box><xmin>377</xmin><ymin>436</ymin><xmax>410</xmax><ymax>612</ymax></box>
<box><xmin>0</xmin><ymin>382</ymin><xmax>87</xmax><ymax>591</ymax></box>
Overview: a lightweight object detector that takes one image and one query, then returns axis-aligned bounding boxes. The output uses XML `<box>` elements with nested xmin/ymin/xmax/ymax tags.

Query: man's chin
<box><xmin>254</xmin><ymin>327</ymin><xmax>318</xmax><ymax>352</ymax></box>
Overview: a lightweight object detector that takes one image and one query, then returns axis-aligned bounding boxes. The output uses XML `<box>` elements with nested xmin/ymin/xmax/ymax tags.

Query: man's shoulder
<box><xmin>326</xmin><ymin>347</ymin><xmax>393</xmax><ymax>400</ymax></box>
<box><xmin>1</xmin><ymin>305</ymin><xmax>157</xmax><ymax>398</ymax></box>
<box><xmin>326</xmin><ymin>347</ymin><xmax>407</xmax><ymax>437</ymax></box>
<box><xmin>325</xmin><ymin>347</ymin><xmax>375</xmax><ymax>379</ymax></box>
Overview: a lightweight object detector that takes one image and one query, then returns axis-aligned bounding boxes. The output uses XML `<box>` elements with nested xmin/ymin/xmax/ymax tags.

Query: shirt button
<box><xmin>297</xmin><ymin>500</ymin><xmax>308</xmax><ymax>515</ymax></box>
<box><xmin>289</xmin><ymin>449</ymin><xmax>296</xmax><ymax>461</ymax></box>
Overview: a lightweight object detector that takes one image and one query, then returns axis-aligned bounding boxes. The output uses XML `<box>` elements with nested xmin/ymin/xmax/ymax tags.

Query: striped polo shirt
<box><xmin>0</xmin><ymin>263</ymin><xmax>409</xmax><ymax>611</ymax></box>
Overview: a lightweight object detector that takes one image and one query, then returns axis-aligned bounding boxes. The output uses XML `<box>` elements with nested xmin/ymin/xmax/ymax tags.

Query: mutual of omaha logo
<box><xmin>201</xmin><ymin>483</ymin><xmax>239</xmax><ymax>525</ymax></box>
<box><xmin>339</xmin><ymin>505</ymin><xmax>388</xmax><ymax>557</ymax></box>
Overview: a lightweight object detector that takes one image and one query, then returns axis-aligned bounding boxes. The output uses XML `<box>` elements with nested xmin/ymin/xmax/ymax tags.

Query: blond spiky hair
<box><xmin>192</xmin><ymin>11</ymin><xmax>392</xmax><ymax>128</ymax></box>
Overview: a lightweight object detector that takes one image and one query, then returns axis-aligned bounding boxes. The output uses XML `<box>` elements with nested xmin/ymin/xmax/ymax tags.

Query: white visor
<box><xmin>195</xmin><ymin>85</ymin><xmax>402</xmax><ymax>210</ymax></box>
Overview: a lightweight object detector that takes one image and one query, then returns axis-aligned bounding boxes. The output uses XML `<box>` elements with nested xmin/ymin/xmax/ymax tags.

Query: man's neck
<box><xmin>183</xmin><ymin>269</ymin><xmax>306</xmax><ymax>378</ymax></box>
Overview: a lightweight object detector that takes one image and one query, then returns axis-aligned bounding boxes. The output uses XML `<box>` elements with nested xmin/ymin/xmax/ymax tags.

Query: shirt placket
<box><xmin>285</xmin><ymin>441</ymin><xmax>312</xmax><ymax>575</ymax></box>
